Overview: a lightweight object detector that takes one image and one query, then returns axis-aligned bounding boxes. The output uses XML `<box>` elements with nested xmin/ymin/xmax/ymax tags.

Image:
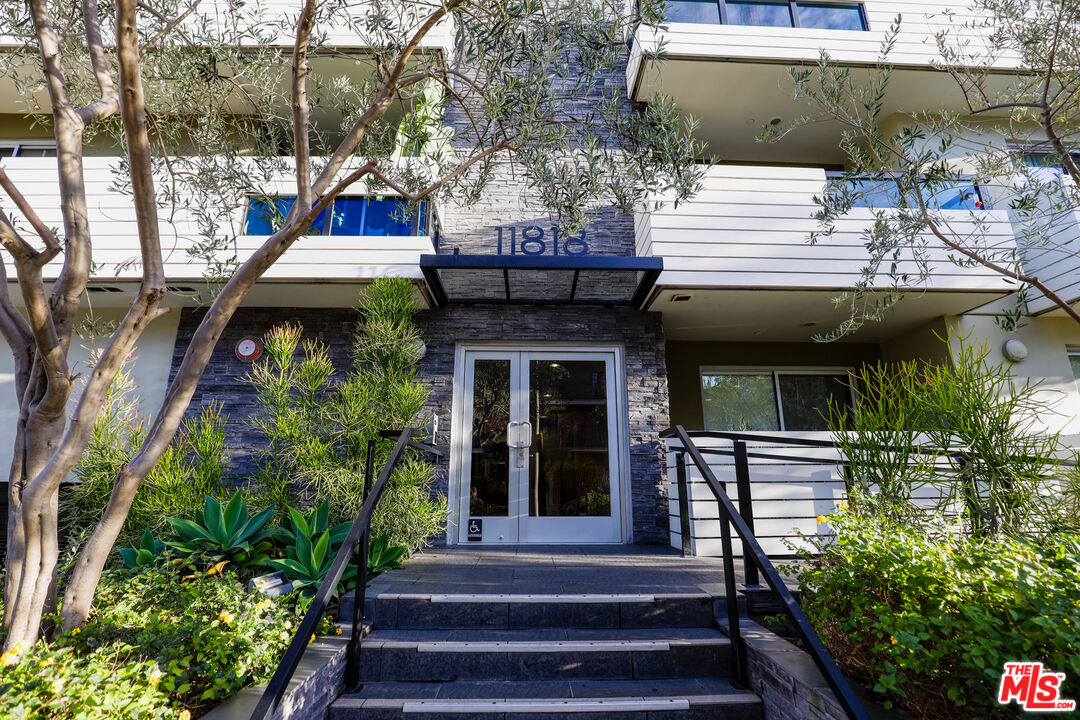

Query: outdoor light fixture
<box><xmin>411</xmin><ymin>339</ymin><xmax>428</xmax><ymax>358</ymax></box>
<box><xmin>768</xmin><ymin>116</ymin><xmax>783</xmax><ymax>126</ymax></box>
<box><xmin>1002</xmin><ymin>338</ymin><xmax>1029</xmax><ymax>362</ymax></box>
<box><xmin>670</xmin><ymin>294</ymin><xmax>693</xmax><ymax>303</ymax></box>
<box><xmin>235</xmin><ymin>336</ymin><xmax>263</xmax><ymax>362</ymax></box>
<box><xmin>801</xmin><ymin>321</ymin><xmax>817</xmax><ymax>327</ymax></box>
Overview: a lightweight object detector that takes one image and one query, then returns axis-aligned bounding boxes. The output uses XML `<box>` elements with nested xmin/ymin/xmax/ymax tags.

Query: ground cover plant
<box><xmin>797</xmin><ymin>510</ymin><xmax>1080</xmax><ymax>720</ymax></box>
<box><xmin>0</xmin><ymin>560</ymin><xmax>337</xmax><ymax>719</ymax></box>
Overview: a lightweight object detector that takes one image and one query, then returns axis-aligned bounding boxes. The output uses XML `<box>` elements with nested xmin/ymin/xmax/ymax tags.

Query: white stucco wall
<box><xmin>950</xmin><ymin>309</ymin><xmax>1080</xmax><ymax>439</ymax></box>
<box><xmin>0</xmin><ymin>308</ymin><xmax>181</xmax><ymax>480</ymax></box>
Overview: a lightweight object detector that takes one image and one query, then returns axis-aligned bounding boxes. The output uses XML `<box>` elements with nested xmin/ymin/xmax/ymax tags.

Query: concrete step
<box><xmin>358</xmin><ymin>628</ymin><xmax>732</xmax><ymax>682</ymax></box>
<box><xmin>348</xmin><ymin>593</ymin><xmax>715</xmax><ymax>630</ymax></box>
<box><xmin>330</xmin><ymin>678</ymin><xmax>762</xmax><ymax>719</ymax></box>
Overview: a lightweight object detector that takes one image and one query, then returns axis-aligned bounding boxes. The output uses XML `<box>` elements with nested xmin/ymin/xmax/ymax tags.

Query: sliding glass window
<box><xmin>244</xmin><ymin>196</ymin><xmax>428</xmax><ymax>236</ymax></box>
<box><xmin>700</xmin><ymin>368</ymin><xmax>853</xmax><ymax>431</ymax></box>
<box><xmin>667</xmin><ymin>0</ymin><xmax>868</xmax><ymax>29</ymax></box>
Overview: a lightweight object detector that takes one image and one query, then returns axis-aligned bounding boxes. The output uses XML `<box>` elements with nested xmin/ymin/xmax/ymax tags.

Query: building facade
<box><xmin>3</xmin><ymin>0</ymin><xmax>1080</xmax><ymax>554</ymax></box>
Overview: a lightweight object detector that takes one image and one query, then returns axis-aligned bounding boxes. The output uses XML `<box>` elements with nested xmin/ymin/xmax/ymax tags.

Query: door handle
<box><xmin>506</xmin><ymin>421</ymin><xmax>533</xmax><ymax>468</ymax></box>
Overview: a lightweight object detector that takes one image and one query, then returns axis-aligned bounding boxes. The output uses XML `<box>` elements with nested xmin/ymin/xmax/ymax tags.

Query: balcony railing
<box><xmin>0</xmin><ymin>156</ymin><xmax>438</xmax><ymax>283</ymax></box>
<box><xmin>635</xmin><ymin>164</ymin><xmax>1016</xmax><ymax>293</ymax></box>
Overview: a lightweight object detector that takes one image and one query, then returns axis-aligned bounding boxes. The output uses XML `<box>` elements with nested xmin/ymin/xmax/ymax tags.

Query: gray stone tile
<box><xmin>509</xmin><ymin>603</ymin><xmax>619</xmax><ymax>629</ymax></box>
<box><xmin>506</xmin><ymin>651</ymin><xmax>634</xmax><ymax>681</ymax></box>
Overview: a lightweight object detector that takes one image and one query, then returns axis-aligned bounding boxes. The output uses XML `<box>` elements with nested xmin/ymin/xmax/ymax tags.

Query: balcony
<box><xmin>636</xmin><ymin>164</ymin><xmax>1017</xmax><ymax>340</ymax></box>
<box><xmin>0</xmin><ymin>156</ymin><xmax>438</xmax><ymax>305</ymax></box>
<box><xmin>627</xmin><ymin>0</ymin><xmax>1020</xmax><ymax>162</ymax></box>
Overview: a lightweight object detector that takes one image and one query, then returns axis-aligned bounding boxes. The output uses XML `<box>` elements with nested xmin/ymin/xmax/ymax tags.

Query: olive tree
<box><xmin>0</xmin><ymin>0</ymin><xmax>705</xmax><ymax>651</ymax></box>
<box><xmin>762</xmin><ymin>0</ymin><xmax>1080</xmax><ymax>339</ymax></box>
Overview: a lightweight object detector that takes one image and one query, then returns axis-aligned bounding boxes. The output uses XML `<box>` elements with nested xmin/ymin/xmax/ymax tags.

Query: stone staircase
<box><xmin>329</xmin><ymin>592</ymin><xmax>763</xmax><ymax>719</ymax></box>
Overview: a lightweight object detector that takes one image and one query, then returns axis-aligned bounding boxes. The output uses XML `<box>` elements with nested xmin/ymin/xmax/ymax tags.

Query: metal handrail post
<box><xmin>732</xmin><ymin>440</ymin><xmax>759</xmax><ymax>588</ymax></box>
<box><xmin>718</xmin><ymin>497</ymin><xmax>746</xmax><ymax>687</ymax></box>
<box><xmin>676</xmin><ymin>451</ymin><xmax>692</xmax><ymax>557</ymax></box>
<box><xmin>345</xmin><ymin>528</ymin><xmax>370</xmax><ymax>688</ymax></box>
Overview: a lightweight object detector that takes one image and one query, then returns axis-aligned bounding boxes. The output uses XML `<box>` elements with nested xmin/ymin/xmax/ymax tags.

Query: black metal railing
<box><xmin>249</xmin><ymin>427</ymin><xmax>441</xmax><ymax>720</ymax></box>
<box><xmin>661</xmin><ymin>425</ymin><xmax>871</xmax><ymax>720</ymax></box>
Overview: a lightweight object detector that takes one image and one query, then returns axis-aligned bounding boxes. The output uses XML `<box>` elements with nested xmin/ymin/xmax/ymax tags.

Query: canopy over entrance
<box><xmin>419</xmin><ymin>254</ymin><xmax>662</xmax><ymax>308</ymax></box>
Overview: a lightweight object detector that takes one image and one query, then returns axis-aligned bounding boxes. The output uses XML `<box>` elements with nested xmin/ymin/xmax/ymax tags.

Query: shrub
<box><xmin>78</xmin><ymin>561</ymin><xmax>336</xmax><ymax>715</ymax></box>
<box><xmin>63</xmin><ymin>369</ymin><xmax>230</xmax><ymax>550</ymax></box>
<box><xmin>797</xmin><ymin>509</ymin><xmax>1080</xmax><ymax>719</ymax></box>
<box><xmin>245</xmin><ymin>277</ymin><xmax>447</xmax><ymax>551</ymax></box>
<box><xmin>829</xmin><ymin>337</ymin><xmax>1078</xmax><ymax>538</ymax></box>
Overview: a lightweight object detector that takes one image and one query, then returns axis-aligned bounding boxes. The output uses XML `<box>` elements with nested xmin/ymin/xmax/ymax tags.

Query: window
<box><xmin>725</xmin><ymin>0</ymin><xmax>793</xmax><ymax>27</ymax></box>
<box><xmin>0</xmin><ymin>142</ymin><xmax>57</xmax><ymax>158</ymax></box>
<box><xmin>667</xmin><ymin>0</ymin><xmax>869</xmax><ymax>29</ymax></box>
<box><xmin>700</xmin><ymin>368</ymin><xmax>853</xmax><ymax>431</ymax></box>
<box><xmin>243</xmin><ymin>195</ymin><xmax>428</xmax><ymax>236</ymax></box>
<box><xmin>668</xmin><ymin>0</ymin><xmax>721</xmax><ymax>23</ymax></box>
<box><xmin>1068</xmin><ymin>350</ymin><xmax>1080</xmax><ymax>397</ymax></box>
<box><xmin>825</xmin><ymin>173</ymin><xmax>989</xmax><ymax>210</ymax></box>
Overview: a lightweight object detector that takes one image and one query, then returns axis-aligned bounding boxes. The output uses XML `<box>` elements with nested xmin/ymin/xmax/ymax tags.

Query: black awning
<box><xmin>419</xmin><ymin>254</ymin><xmax>662</xmax><ymax>308</ymax></box>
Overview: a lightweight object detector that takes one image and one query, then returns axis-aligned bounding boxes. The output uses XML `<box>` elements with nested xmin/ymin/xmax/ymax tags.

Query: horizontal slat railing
<box><xmin>662</xmin><ymin>425</ymin><xmax>871</xmax><ymax>720</ymax></box>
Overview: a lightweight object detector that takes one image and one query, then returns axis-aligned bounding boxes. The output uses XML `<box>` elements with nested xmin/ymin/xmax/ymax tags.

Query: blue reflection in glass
<box><xmin>363</xmin><ymin>199</ymin><xmax>427</xmax><ymax>236</ymax></box>
<box><xmin>668</xmin><ymin>0</ymin><xmax>721</xmax><ymax>23</ymax></box>
<box><xmin>246</xmin><ymin>196</ymin><xmax>426</xmax><ymax>236</ymax></box>
<box><xmin>331</xmin><ymin>197</ymin><xmax>367</xmax><ymax>235</ymax></box>
<box><xmin>244</xmin><ymin>196</ymin><xmax>327</xmax><ymax>235</ymax></box>
<box><xmin>828</xmin><ymin>176</ymin><xmax>902</xmax><ymax>208</ymax></box>
<box><xmin>725</xmin><ymin>0</ymin><xmax>792</xmax><ymax>26</ymax></box>
<box><xmin>922</xmin><ymin>182</ymin><xmax>985</xmax><ymax>210</ymax></box>
<box><xmin>796</xmin><ymin>3</ymin><xmax>865</xmax><ymax>29</ymax></box>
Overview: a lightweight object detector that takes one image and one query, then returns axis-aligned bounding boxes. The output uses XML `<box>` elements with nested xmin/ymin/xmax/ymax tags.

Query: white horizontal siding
<box><xmin>664</xmin><ymin>433</ymin><xmax>954</xmax><ymax>557</ymax></box>
<box><xmin>637</xmin><ymin>165</ymin><xmax>1016</xmax><ymax>291</ymax></box>
<box><xmin>1012</xmin><ymin>186</ymin><xmax>1080</xmax><ymax>314</ymax></box>
<box><xmin>628</xmin><ymin>0</ymin><xmax>1018</xmax><ymax>88</ymax></box>
<box><xmin>0</xmin><ymin>156</ymin><xmax>434</xmax><ymax>283</ymax></box>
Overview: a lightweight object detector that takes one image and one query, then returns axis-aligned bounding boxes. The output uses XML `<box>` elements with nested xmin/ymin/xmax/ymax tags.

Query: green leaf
<box><xmin>167</xmin><ymin>518</ymin><xmax>215</xmax><ymax>543</ymax></box>
<box><xmin>223</xmin><ymin>491</ymin><xmax>244</xmax><ymax>531</ymax></box>
<box><xmin>203</xmin><ymin>495</ymin><xmax>226</xmax><ymax>542</ymax></box>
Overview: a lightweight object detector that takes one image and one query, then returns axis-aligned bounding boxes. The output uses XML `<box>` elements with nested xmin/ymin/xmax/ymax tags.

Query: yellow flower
<box><xmin>41</xmin><ymin>657</ymin><xmax>55</xmax><ymax>667</ymax></box>
<box><xmin>890</xmin><ymin>636</ymin><xmax>898</xmax><ymax>645</ymax></box>
<box><xmin>279</xmin><ymin>630</ymin><xmax>290</xmax><ymax>642</ymax></box>
<box><xmin>51</xmin><ymin>678</ymin><xmax>64</xmax><ymax>694</ymax></box>
<box><xmin>179</xmin><ymin>709</ymin><xmax>192</xmax><ymax>720</ymax></box>
<box><xmin>284</xmin><ymin>620</ymin><xmax>293</xmax><ymax>630</ymax></box>
<box><xmin>147</xmin><ymin>666</ymin><xmax>163</xmax><ymax>686</ymax></box>
<box><xmin>307</xmin><ymin>634</ymin><xmax>316</xmax><ymax>647</ymax></box>
<box><xmin>943</xmin><ymin>545</ymin><xmax>953</xmax><ymax>554</ymax></box>
<box><xmin>335</xmin><ymin>627</ymin><xmax>343</xmax><ymax>635</ymax></box>
<box><xmin>1</xmin><ymin>651</ymin><xmax>18</xmax><ymax>667</ymax></box>
<box><xmin>70</xmin><ymin>627</ymin><xmax>81</xmax><ymax>636</ymax></box>
<box><xmin>816</xmin><ymin>515</ymin><xmax>827</xmax><ymax>525</ymax></box>
<box><xmin>219</xmin><ymin>611</ymin><xmax>234</xmax><ymax>625</ymax></box>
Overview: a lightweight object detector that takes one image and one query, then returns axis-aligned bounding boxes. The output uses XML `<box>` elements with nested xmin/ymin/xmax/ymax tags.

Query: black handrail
<box><xmin>662</xmin><ymin>425</ymin><xmax>871</xmax><ymax>720</ymax></box>
<box><xmin>249</xmin><ymin>427</ymin><xmax>441</xmax><ymax>720</ymax></box>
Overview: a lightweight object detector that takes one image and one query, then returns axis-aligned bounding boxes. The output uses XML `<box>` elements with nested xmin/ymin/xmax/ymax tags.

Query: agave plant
<box><xmin>268</xmin><ymin>505</ymin><xmax>407</xmax><ymax>598</ymax></box>
<box><xmin>270</xmin><ymin>500</ymin><xmax>350</xmax><ymax>550</ymax></box>
<box><xmin>118</xmin><ymin>528</ymin><xmax>165</xmax><ymax>570</ymax></box>
<box><xmin>164</xmin><ymin>491</ymin><xmax>276</xmax><ymax>569</ymax></box>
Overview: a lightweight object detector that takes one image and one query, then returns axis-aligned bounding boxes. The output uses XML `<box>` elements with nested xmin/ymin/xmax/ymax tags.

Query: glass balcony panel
<box><xmin>725</xmin><ymin>0</ymin><xmax>793</xmax><ymax>27</ymax></box>
<box><xmin>668</xmin><ymin>0</ymin><xmax>721</xmax><ymax>23</ymax></box>
<box><xmin>796</xmin><ymin>3</ymin><xmax>865</xmax><ymax>30</ymax></box>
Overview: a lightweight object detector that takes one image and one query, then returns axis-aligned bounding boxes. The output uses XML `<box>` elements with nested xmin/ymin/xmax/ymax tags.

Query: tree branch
<box><xmin>290</xmin><ymin>0</ymin><xmax>317</xmax><ymax>214</ymax></box>
<box><xmin>75</xmin><ymin>0</ymin><xmax>120</xmax><ymax>124</ymax></box>
<box><xmin>0</xmin><ymin>169</ymin><xmax>61</xmax><ymax>264</ymax></box>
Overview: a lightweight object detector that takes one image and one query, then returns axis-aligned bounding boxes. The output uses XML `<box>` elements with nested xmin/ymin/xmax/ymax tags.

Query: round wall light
<box><xmin>1002</xmin><ymin>338</ymin><xmax>1028</xmax><ymax>363</ymax></box>
<box><xmin>236</xmin><ymin>336</ymin><xmax>263</xmax><ymax>362</ymax></box>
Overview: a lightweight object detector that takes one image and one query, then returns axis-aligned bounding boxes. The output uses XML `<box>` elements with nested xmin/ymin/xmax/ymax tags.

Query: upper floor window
<box><xmin>0</xmin><ymin>142</ymin><xmax>57</xmax><ymax>158</ymax></box>
<box><xmin>825</xmin><ymin>173</ymin><xmax>989</xmax><ymax>211</ymax></box>
<box><xmin>667</xmin><ymin>0</ymin><xmax>868</xmax><ymax>30</ymax></box>
<box><xmin>244</xmin><ymin>196</ymin><xmax>428</xmax><ymax>236</ymax></box>
<box><xmin>700</xmin><ymin>368</ymin><xmax>853</xmax><ymax>432</ymax></box>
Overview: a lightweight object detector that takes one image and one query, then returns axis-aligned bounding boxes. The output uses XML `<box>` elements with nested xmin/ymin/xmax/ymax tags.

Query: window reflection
<box><xmin>530</xmin><ymin>360</ymin><xmax>611</xmax><ymax>517</ymax></box>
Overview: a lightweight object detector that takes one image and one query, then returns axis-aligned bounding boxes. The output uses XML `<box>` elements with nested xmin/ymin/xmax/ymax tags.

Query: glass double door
<box><xmin>459</xmin><ymin>350</ymin><xmax>622</xmax><ymax>543</ymax></box>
